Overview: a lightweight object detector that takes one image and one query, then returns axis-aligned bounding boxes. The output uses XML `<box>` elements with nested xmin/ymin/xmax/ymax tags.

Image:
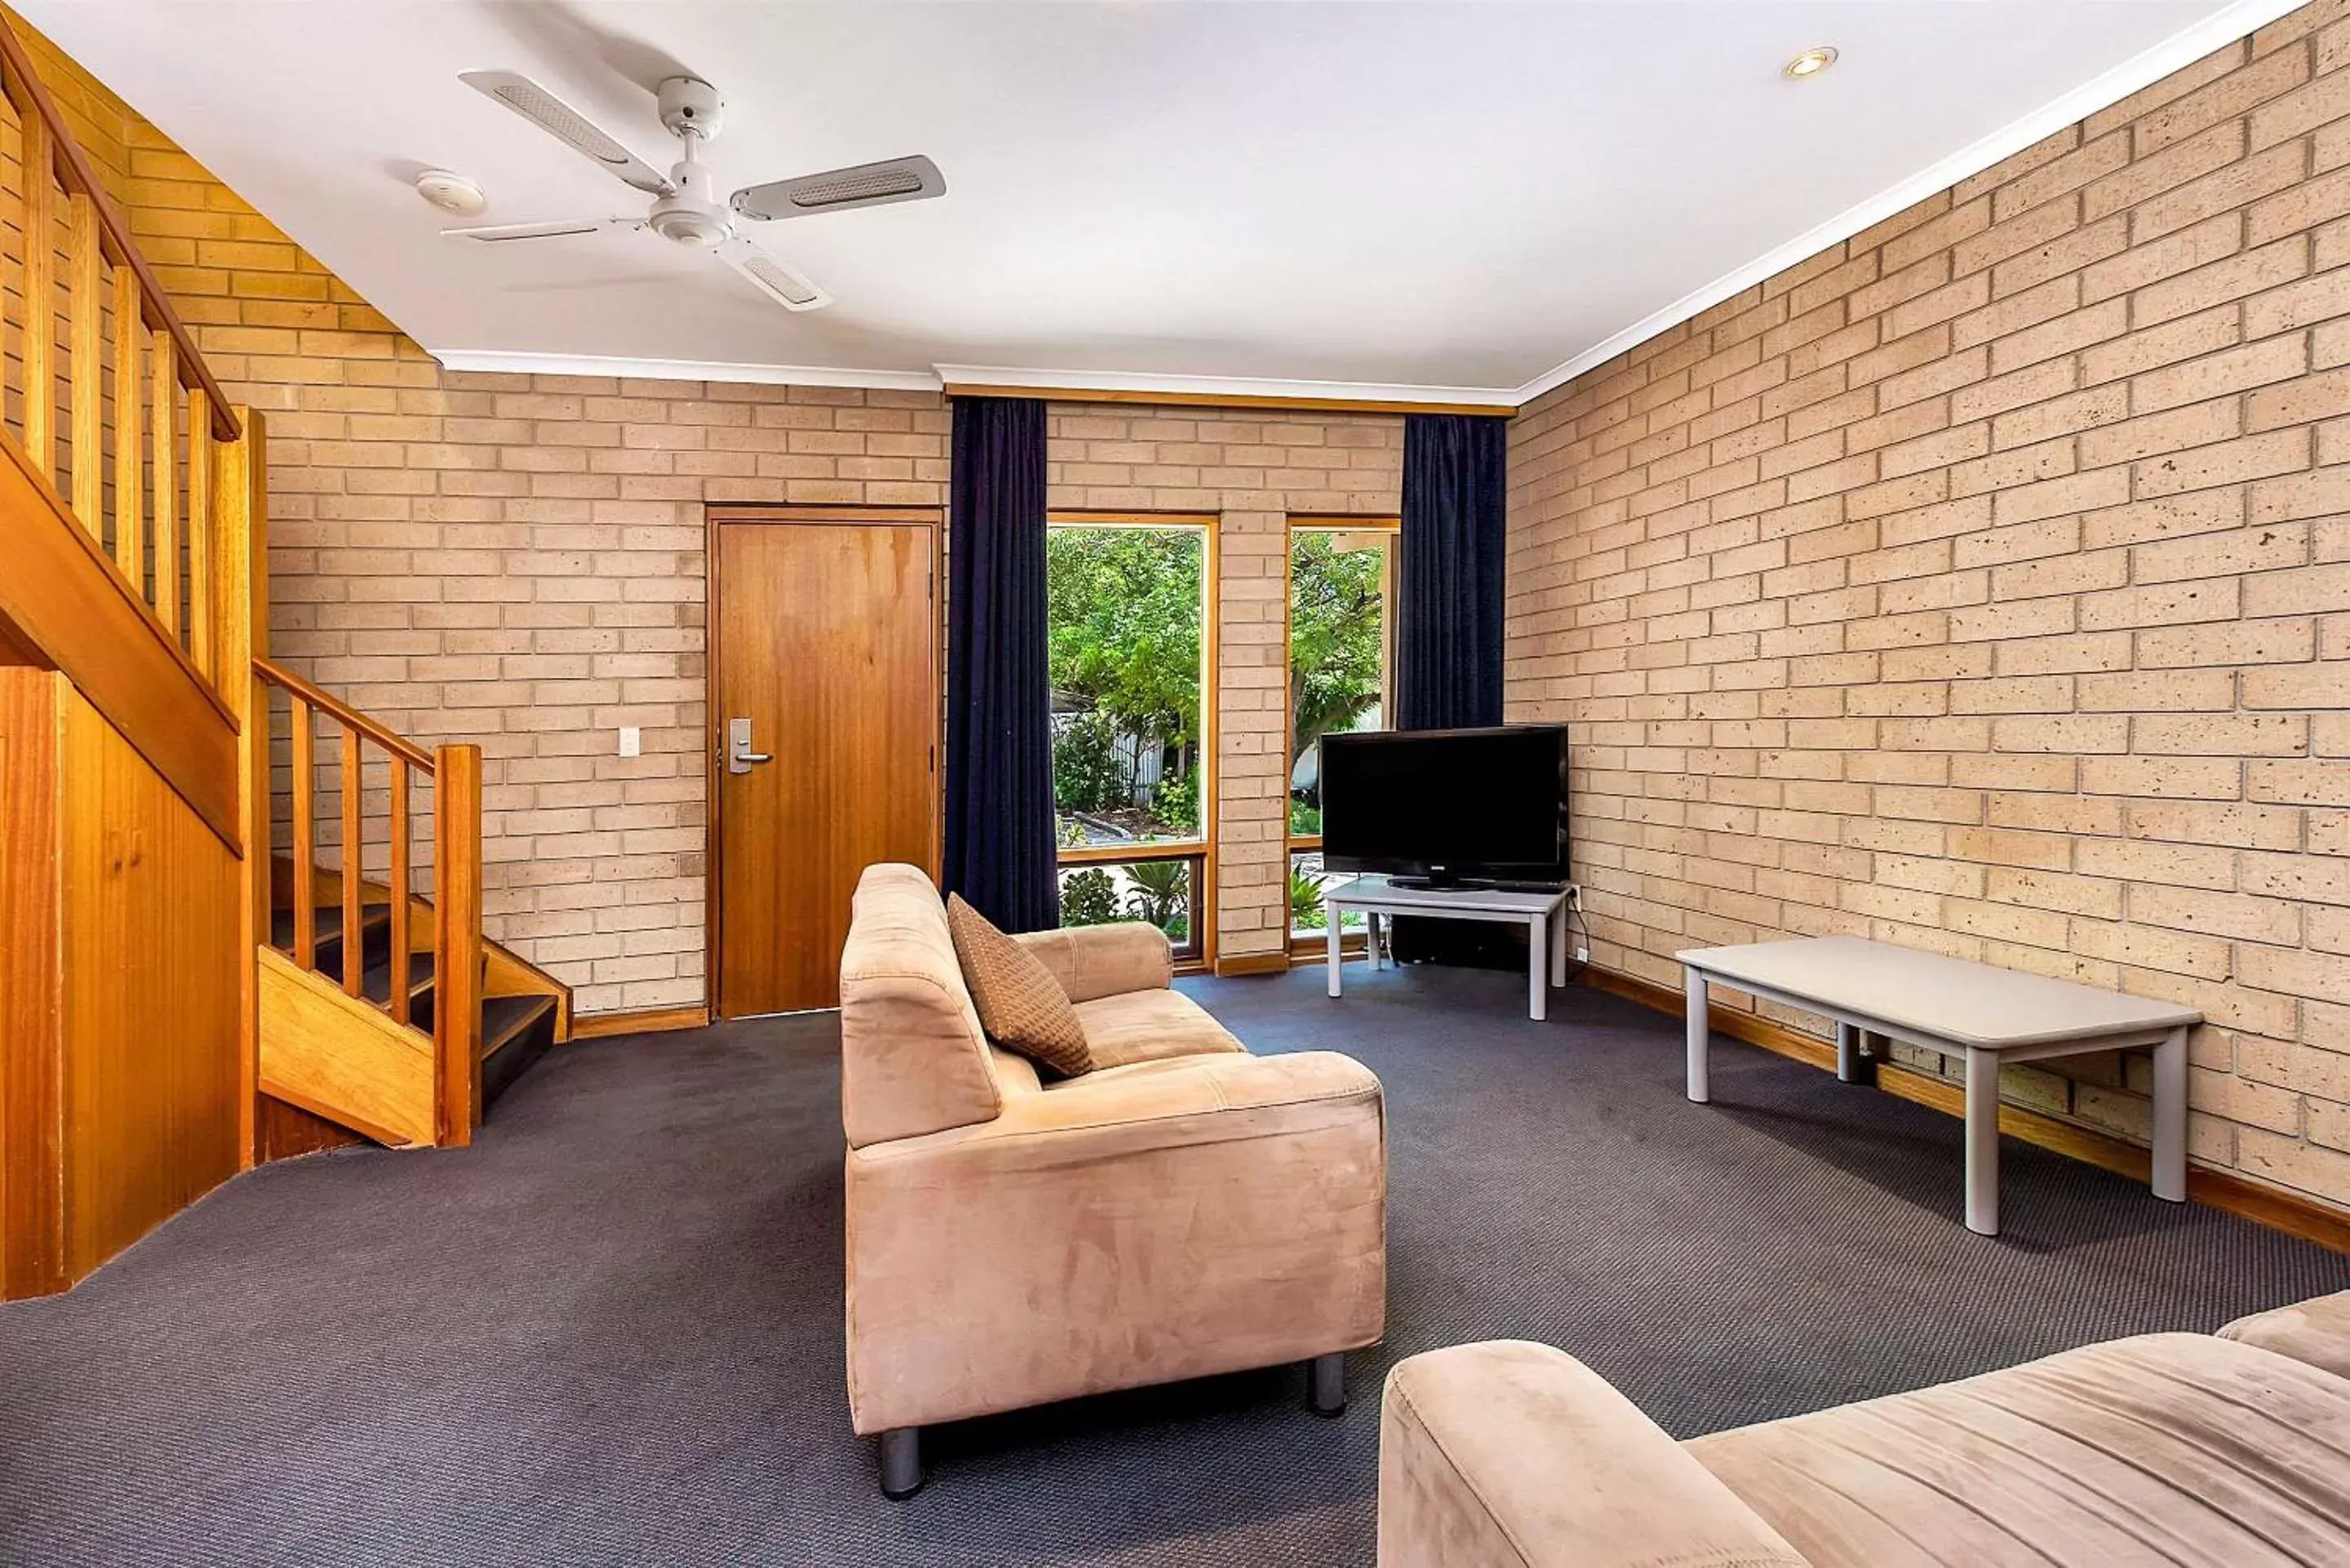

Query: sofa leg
<box><xmin>1306</xmin><ymin>1352</ymin><xmax>1347</xmax><ymax>1417</ymax></box>
<box><xmin>879</xmin><ymin>1427</ymin><xmax>924</xmax><ymax>1499</ymax></box>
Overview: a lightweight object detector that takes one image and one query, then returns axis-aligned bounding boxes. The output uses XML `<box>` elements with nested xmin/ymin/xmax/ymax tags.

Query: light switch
<box><xmin>618</xmin><ymin>726</ymin><xmax>641</xmax><ymax>759</ymax></box>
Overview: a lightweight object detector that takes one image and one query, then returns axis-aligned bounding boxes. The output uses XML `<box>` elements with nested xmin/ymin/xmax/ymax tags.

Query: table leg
<box><xmin>1368</xmin><ymin>911</ymin><xmax>1383</xmax><ymax>970</ymax></box>
<box><xmin>1325</xmin><ymin>897</ymin><xmax>1343</xmax><ymax>999</ymax></box>
<box><xmin>2153</xmin><ymin>1025</ymin><xmax>2188</xmax><ymax>1203</ymax></box>
<box><xmin>1528</xmin><ymin>913</ymin><xmax>1548</xmax><ymax>1021</ymax></box>
<box><xmin>1550</xmin><ymin>904</ymin><xmax>1567</xmax><ymax>983</ymax></box>
<box><xmin>1965</xmin><ymin>1047</ymin><xmax>2000</xmax><ymax>1237</ymax></box>
<box><xmin>1834</xmin><ymin>1023</ymin><xmax>1878</xmax><ymax>1086</ymax></box>
<box><xmin>1684</xmin><ymin>968</ymin><xmax>1709</xmax><ymax>1103</ymax></box>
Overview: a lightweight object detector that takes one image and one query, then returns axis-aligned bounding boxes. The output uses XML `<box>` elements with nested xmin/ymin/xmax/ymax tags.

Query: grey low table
<box><xmin>1678</xmin><ymin>936</ymin><xmax>2201</xmax><ymax>1237</ymax></box>
<box><xmin>1324</xmin><ymin>876</ymin><xmax>1571</xmax><ymax>1020</ymax></box>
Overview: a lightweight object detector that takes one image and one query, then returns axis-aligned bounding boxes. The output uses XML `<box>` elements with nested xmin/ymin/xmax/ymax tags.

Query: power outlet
<box><xmin>618</xmin><ymin>725</ymin><xmax>641</xmax><ymax>758</ymax></box>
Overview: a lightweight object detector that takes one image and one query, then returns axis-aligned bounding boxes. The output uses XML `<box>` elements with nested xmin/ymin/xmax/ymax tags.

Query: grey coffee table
<box><xmin>1679</xmin><ymin>936</ymin><xmax>2201</xmax><ymax>1237</ymax></box>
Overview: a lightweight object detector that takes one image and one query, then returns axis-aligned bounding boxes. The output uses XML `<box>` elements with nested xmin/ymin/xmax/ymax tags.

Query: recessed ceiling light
<box><xmin>1784</xmin><ymin>46</ymin><xmax>1838</xmax><ymax>80</ymax></box>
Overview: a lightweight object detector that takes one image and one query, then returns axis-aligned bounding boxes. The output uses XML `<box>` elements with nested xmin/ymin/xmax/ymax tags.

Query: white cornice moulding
<box><xmin>1509</xmin><ymin>0</ymin><xmax>2314</xmax><ymax>408</ymax></box>
<box><xmin>429</xmin><ymin>348</ymin><xmax>942</xmax><ymax>392</ymax></box>
<box><xmin>428</xmin><ymin>350</ymin><xmax>1526</xmax><ymax>406</ymax></box>
<box><xmin>933</xmin><ymin>363</ymin><xmax>1519</xmax><ymax>408</ymax></box>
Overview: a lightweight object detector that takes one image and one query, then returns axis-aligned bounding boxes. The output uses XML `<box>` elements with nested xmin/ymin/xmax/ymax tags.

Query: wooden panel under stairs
<box><xmin>257</xmin><ymin>948</ymin><xmax>435</xmax><ymax>1149</ymax></box>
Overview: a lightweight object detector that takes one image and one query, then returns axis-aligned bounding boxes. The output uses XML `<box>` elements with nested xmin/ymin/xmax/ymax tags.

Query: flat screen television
<box><xmin>1318</xmin><ymin>724</ymin><xmax>1569</xmax><ymax>887</ymax></box>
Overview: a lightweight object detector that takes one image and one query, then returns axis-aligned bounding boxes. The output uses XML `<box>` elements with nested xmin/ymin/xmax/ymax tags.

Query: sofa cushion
<box><xmin>1687</xmin><ymin>1331</ymin><xmax>2350</xmax><ymax>1567</ymax></box>
<box><xmin>1013</xmin><ymin>922</ymin><xmax>1173</xmax><ymax>1003</ymax></box>
<box><xmin>2219</xmin><ymin>1288</ymin><xmax>2350</xmax><ymax>1381</ymax></box>
<box><xmin>947</xmin><ymin>895</ymin><xmax>1094</xmax><ymax>1078</ymax></box>
<box><xmin>1070</xmin><ymin>988</ymin><xmax>1248</xmax><ymax>1070</ymax></box>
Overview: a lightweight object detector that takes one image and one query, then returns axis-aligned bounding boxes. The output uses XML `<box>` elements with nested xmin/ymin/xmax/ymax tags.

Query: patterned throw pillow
<box><xmin>946</xmin><ymin>896</ymin><xmax>1095</xmax><ymax>1078</ymax></box>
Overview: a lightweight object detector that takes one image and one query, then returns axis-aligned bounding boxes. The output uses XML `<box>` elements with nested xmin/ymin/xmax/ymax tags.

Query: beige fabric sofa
<box><xmin>1377</xmin><ymin>1291</ymin><xmax>2350</xmax><ymax>1566</ymax></box>
<box><xmin>839</xmin><ymin>863</ymin><xmax>1387</xmax><ymax>1495</ymax></box>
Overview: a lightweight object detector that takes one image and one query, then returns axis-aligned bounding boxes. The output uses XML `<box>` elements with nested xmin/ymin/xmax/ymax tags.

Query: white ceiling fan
<box><xmin>449</xmin><ymin>70</ymin><xmax>945</xmax><ymax>312</ymax></box>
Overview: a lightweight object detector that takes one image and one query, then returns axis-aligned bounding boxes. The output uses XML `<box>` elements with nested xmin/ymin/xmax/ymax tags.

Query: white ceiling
<box><xmin>24</xmin><ymin>1</ymin><xmax>2289</xmax><ymax>402</ymax></box>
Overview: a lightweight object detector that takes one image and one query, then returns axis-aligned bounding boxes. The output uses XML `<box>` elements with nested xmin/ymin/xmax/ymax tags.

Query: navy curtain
<box><xmin>1394</xmin><ymin>414</ymin><xmax>1507</xmax><ymax>731</ymax></box>
<box><xmin>942</xmin><ymin>396</ymin><xmax>1058</xmax><ymax>931</ymax></box>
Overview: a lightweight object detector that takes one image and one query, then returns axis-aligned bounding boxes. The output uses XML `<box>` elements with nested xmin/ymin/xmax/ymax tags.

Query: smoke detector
<box><xmin>415</xmin><ymin>169</ymin><xmax>488</xmax><ymax>216</ymax></box>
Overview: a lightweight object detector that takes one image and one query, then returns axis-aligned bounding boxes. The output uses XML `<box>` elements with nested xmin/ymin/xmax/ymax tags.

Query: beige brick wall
<box><xmin>1047</xmin><ymin>406</ymin><xmax>1403</xmax><ymax>961</ymax></box>
<box><xmin>1505</xmin><ymin>2</ymin><xmax>2350</xmax><ymax>1209</ymax></box>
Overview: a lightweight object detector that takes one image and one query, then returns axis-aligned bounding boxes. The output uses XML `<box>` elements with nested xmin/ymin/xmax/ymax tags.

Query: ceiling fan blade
<box><xmin>442</xmin><ymin>218</ymin><xmax>633</xmax><ymax>243</ymax></box>
<box><xmin>729</xmin><ymin>154</ymin><xmax>944</xmax><ymax>223</ymax></box>
<box><xmin>459</xmin><ymin>70</ymin><xmax>673</xmax><ymax>195</ymax></box>
<box><xmin>716</xmin><ymin>237</ymin><xmax>831</xmax><ymax>312</ymax></box>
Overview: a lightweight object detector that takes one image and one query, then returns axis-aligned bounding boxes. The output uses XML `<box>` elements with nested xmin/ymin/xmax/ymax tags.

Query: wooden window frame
<box><xmin>1284</xmin><ymin>515</ymin><xmax>1399</xmax><ymax>954</ymax></box>
<box><xmin>1046</xmin><ymin>510</ymin><xmax>1218</xmax><ymax>972</ymax></box>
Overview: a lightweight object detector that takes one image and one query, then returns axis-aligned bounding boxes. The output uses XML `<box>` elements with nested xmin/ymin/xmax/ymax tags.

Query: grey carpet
<box><xmin>5</xmin><ymin>966</ymin><xmax>2348</xmax><ymax>1566</ymax></box>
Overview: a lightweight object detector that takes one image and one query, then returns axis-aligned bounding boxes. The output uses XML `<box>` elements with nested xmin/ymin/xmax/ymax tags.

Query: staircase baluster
<box><xmin>291</xmin><ymin>694</ymin><xmax>315</xmax><ymax>970</ymax></box>
<box><xmin>151</xmin><ymin>333</ymin><xmax>177</xmax><ymax>637</ymax></box>
<box><xmin>186</xmin><ymin>391</ymin><xmax>211</xmax><ymax>680</ymax></box>
<box><xmin>111</xmin><ymin>268</ymin><xmax>142</xmax><ymax>581</ymax></box>
<box><xmin>389</xmin><ymin>759</ymin><xmax>411</xmax><ymax>1026</ymax></box>
<box><xmin>342</xmin><ymin>724</ymin><xmax>363</xmax><ymax>997</ymax></box>
<box><xmin>66</xmin><ymin>193</ymin><xmax>100</xmax><ymax>535</ymax></box>
<box><xmin>22</xmin><ymin>109</ymin><xmax>51</xmax><ymax>481</ymax></box>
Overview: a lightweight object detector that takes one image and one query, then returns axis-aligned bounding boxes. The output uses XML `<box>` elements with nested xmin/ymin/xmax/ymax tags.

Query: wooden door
<box><xmin>712</xmin><ymin>514</ymin><xmax>938</xmax><ymax>1017</ymax></box>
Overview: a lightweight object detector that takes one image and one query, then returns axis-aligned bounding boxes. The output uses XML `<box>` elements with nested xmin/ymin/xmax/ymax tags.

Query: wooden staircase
<box><xmin>252</xmin><ymin>661</ymin><xmax>568</xmax><ymax>1150</ymax></box>
<box><xmin>0</xmin><ymin>8</ymin><xmax>561</xmax><ymax>1300</ymax></box>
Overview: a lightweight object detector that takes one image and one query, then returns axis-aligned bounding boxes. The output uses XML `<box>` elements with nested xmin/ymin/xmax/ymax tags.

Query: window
<box><xmin>1286</xmin><ymin>521</ymin><xmax>1395</xmax><ymax>945</ymax></box>
<box><xmin>1048</xmin><ymin>520</ymin><xmax>1209</xmax><ymax>961</ymax></box>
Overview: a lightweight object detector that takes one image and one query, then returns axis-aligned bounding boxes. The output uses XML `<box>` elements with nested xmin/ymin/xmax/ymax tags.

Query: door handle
<box><xmin>727</xmin><ymin>717</ymin><xmax>772</xmax><ymax>776</ymax></box>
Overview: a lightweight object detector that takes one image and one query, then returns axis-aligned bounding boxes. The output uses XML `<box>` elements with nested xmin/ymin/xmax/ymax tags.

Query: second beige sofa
<box><xmin>840</xmin><ymin>863</ymin><xmax>1387</xmax><ymax>1497</ymax></box>
<box><xmin>1377</xmin><ymin>1290</ymin><xmax>2350</xmax><ymax>1566</ymax></box>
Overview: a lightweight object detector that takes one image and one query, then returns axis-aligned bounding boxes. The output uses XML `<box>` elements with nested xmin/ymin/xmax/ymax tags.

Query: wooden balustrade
<box><xmin>253</xmin><ymin>659</ymin><xmax>486</xmax><ymax>1147</ymax></box>
<box><xmin>0</xmin><ymin>13</ymin><xmax>241</xmax><ymax>696</ymax></box>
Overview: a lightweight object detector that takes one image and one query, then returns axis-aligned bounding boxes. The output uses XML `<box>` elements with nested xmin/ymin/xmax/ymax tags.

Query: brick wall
<box><xmin>1505</xmin><ymin>2</ymin><xmax>2350</xmax><ymax>1208</ymax></box>
<box><xmin>1047</xmin><ymin>406</ymin><xmax>1403</xmax><ymax>961</ymax></box>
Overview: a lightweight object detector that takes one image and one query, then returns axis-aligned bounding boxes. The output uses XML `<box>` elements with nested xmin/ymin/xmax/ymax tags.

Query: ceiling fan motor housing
<box><xmin>649</xmin><ymin>151</ymin><xmax>733</xmax><ymax>248</ymax></box>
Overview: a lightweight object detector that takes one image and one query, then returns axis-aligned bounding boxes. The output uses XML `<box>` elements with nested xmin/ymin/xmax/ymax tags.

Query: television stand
<box><xmin>1322</xmin><ymin>875</ymin><xmax>1574</xmax><ymax>1021</ymax></box>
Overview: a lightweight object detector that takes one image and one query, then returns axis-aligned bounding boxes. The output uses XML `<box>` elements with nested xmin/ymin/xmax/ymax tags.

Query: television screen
<box><xmin>1319</xmin><ymin>724</ymin><xmax>1569</xmax><ymax>884</ymax></box>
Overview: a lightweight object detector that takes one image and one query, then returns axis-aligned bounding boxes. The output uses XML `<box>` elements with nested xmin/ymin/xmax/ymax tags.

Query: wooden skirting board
<box><xmin>1585</xmin><ymin>964</ymin><xmax>2350</xmax><ymax>1256</ymax></box>
<box><xmin>571</xmin><ymin>1004</ymin><xmax>711</xmax><ymax>1040</ymax></box>
<box><xmin>1215</xmin><ymin>951</ymin><xmax>1292</xmax><ymax>978</ymax></box>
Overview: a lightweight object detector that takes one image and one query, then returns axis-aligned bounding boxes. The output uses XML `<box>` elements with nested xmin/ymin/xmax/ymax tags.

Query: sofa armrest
<box><xmin>1012</xmin><ymin>921</ymin><xmax>1173</xmax><ymax>1002</ymax></box>
<box><xmin>1379</xmin><ymin>1342</ymin><xmax>1809</xmax><ymax>1568</ymax></box>
<box><xmin>2218</xmin><ymin>1290</ymin><xmax>2350</xmax><ymax>1380</ymax></box>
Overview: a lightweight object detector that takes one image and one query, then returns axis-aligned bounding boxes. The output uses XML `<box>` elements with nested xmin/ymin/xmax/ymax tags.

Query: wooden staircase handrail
<box><xmin>254</xmin><ymin>659</ymin><xmax>434</xmax><ymax>769</ymax></box>
<box><xmin>0</xmin><ymin>11</ymin><xmax>264</xmax><ymax>854</ymax></box>
<box><xmin>0</xmin><ymin>15</ymin><xmax>238</xmax><ymax>441</ymax></box>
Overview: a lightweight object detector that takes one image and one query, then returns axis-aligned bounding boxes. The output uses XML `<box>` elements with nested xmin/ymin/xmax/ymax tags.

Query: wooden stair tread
<box><xmin>360</xmin><ymin>947</ymin><xmax>437</xmax><ymax>1007</ymax></box>
<box><xmin>483</xmin><ymin>993</ymin><xmax>556</xmax><ymax>1058</ymax></box>
<box><xmin>268</xmin><ymin>901</ymin><xmax>392</xmax><ymax>953</ymax></box>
